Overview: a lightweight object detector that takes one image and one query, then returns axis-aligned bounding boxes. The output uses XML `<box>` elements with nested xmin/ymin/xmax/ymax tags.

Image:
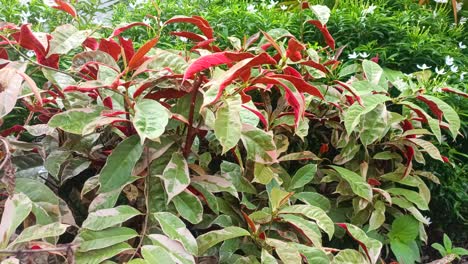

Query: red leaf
<box><xmin>416</xmin><ymin>95</ymin><xmax>443</xmax><ymax>121</ymax></box>
<box><xmin>99</xmin><ymin>38</ymin><xmax>121</xmax><ymax>61</ymax></box>
<box><xmin>127</xmin><ymin>37</ymin><xmax>158</xmax><ymax>70</ymax></box>
<box><xmin>118</xmin><ymin>36</ymin><xmax>135</xmax><ymax>64</ymax></box>
<box><xmin>110</xmin><ymin>22</ymin><xmax>150</xmax><ymax>38</ymax></box>
<box><xmin>0</xmin><ymin>125</ymin><xmax>25</xmax><ymax>137</ymax></box>
<box><xmin>307</xmin><ymin>20</ymin><xmax>335</xmax><ymax>50</ymax></box>
<box><xmin>241</xmin><ymin>210</ymin><xmax>257</xmax><ymax>233</ymax></box>
<box><xmin>0</xmin><ymin>48</ymin><xmax>7</xmax><ymax>60</ymax></box>
<box><xmin>300</xmin><ymin>60</ymin><xmax>330</xmax><ymax>74</ymax></box>
<box><xmin>242</xmin><ymin>104</ymin><xmax>268</xmax><ymax>128</ymax></box>
<box><xmin>143</xmin><ymin>89</ymin><xmax>187</xmax><ymax>101</ymax></box>
<box><xmin>190</xmin><ymin>38</ymin><xmax>217</xmax><ymax>51</ymax></box>
<box><xmin>52</xmin><ymin>0</ymin><xmax>77</xmax><ymax>18</ymax></box>
<box><xmin>83</xmin><ymin>37</ymin><xmax>98</xmax><ymax>50</ymax></box>
<box><xmin>335</xmin><ymin>81</ymin><xmax>363</xmax><ymax>106</ymax></box>
<box><xmin>319</xmin><ymin>143</ymin><xmax>329</xmax><ymax>154</ymax></box>
<box><xmin>441</xmin><ymin>87</ymin><xmax>468</xmax><ymax>98</ymax></box>
<box><xmin>102</xmin><ymin>96</ymin><xmax>113</xmax><ymax>109</ymax></box>
<box><xmin>17</xmin><ymin>25</ymin><xmax>47</xmax><ymax>56</ymax></box>
<box><xmin>270</xmin><ymin>74</ymin><xmax>324</xmax><ymax>99</ymax></box>
<box><xmin>183</xmin><ymin>52</ymin><xmax>254</xmax><ymax>81</ymax></box>
<box><xmin>170</xmin><ymin>31</ymin><xmax>206</xmax><ymax>42</ymax></box>
<box><xmin>245</xmin><ymin>32</ymin><xmax>260</xmax><ymax>49</ymax></box>
<box><xmin>164</xmin><ymin>16</ymin><xmax>214</xmax><ymax>39</ymax></box>
<box><xmin>441</xmin><ymin>155</ymin><xmax>450</xmax><ymax>163</ymax></box>
<box><xmin>286</xmin><ymin>38</ymin><xmax>305</xmax><ymax>62</ymax></box>
<box><xmin>283</xmin><ymin>66</ymin><xmax>302</xmax><ymax>78</ymax></box>
<box><xmin>367</xmin><ymin>178</ymin><xmax>381</xmax><ymax>186</ymax></box>
<box><xmin>403</xmin><ymin>145</ymin><xmax>414</xmax><ymax>178</ymax></box>
<box><xmin>337</xmin><ymin>223</ymin><xmax>374</xmax><ymax>263</ymax></box>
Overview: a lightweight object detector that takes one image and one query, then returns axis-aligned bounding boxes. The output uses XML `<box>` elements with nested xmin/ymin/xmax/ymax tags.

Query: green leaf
<box><xmin>191</xmin><ymin>182</ymin><xmax>219</xmax><ymax>214</ymax></box>
<box><xmin>281</xmin><ymin>214</ymin><xmax>322</xmax><ymax>247</ymax></box>
<box><xmin>82</xmin><ymin>205</ymin><xmax>141</xmax><ymax>231</ymax></box>
<box><xmin>133</xmin><ymin>99</ymin><xmax>170</xmax><ymax>143</ymax></box>
<box><xmin>294</xmin><ymin>192</ymin><xmax>331</xmax><ymax>211</ymax></box>
<box><xmin>271</xmin><ymin>187</ymin><xmax>292</xmax><ymax>212</ymax></box>
<box><xmin>11</xmin><ymin>223</ymin><xmax>68</xmax><ymax>246</ymax></box>
<box><xmin>142</xmin><ymin>245</ymin><xmax>175</xmax><ymax>264</ymax></box>
<box><xmin>221</xmin><ymin>161</ymin><xmax>256</xmax><ymax>194</ymax></box>
<box><xmin>15</xmin><ymin>178</ymin><xmax>59</xmax><ymax>205</ymax></box>
<box><xmin>390</xmin><ymin>240</ymin><xmax>420</xmax><ymax>264</ymax></box>
<box><xmin>420</xmin><ymin>95</ymin><xmax>460</xmax><ymax>138</ymax></box>
<box><xmin>147</xmin><ymin>49</ymin><xmax>188</xmax><ymax>74</ymax></box>
<box><xmin>48</xmin><ymin>24</ymin><xmax>89</xmax><ymax>56</ymax></box>
<box><xmin>253</xmin><ymin>163</ymin><xmax>275</xmax><ymax>185</ymax></box>
<box><xmin>373</xmin><ymin>151</ymin><xmax>401</xmax><ymax>160</ymax></box>
<box><xmin>333</xmin><ymin>249</ymin><xmax>369</xmax><ymax>264</ymax></box>
<box><xmin>431</xmin><ymin>243</ymin><xmax>447</xmax><ymax>257</ymax></box>
<box><xmin>362</xmin><ymin>60</ymin><xmax>383</xmax><ymax>85</ymax></box>
<box><xmin>452</xmin><ymin>247</ymin><xmax>468</xmax><ymax>256</ymax></box>
<box><xmin>161</xmin><ymin>152</ymin><xmax>190</xmax><ymax>202</ymax></box>
<box><xmin>330</xmin><ymin>166</ymin><xmax>373</xmax><ymax>201</ymax></box>
<box><xmin>388</xmin><ymin>215</ymin><xmax>419</xmax><ymax>243</ymax></box>
<box><xmin>339</xmin><ymin>223</ymin><xmax>382</xmax><ymax>264</ymax></box>
<box><xmin>75</xmin><ymin>227</ymin><xmax>138</xmax><ymax>252</ymax></box>
<box><xmin>149</xmin><ymin>234</ymin><xmax>196</xmax><ymax>264</ymax></box>
<box><xmin>265</xmin><ymin>239</ymin><xmax>302</xmax><ymax>264</ymax></box>
<box><xmin>99</xmin><ymin>135</ymin><xmax>143</xmax><ymax>193</ymax></box>
<box><xmin>48</xmin><ymin>107</ymin><xmax>104</xmax><ymax>134</ymax></box>
<box><xmin>368</xmin><ymin>201</ymin><xmax>385</xmax><ymax>231</ymax></box>
<box><xmin>408</xmin><ymin>138</ymin><xmax>443</xmax><ymax>162</ymax></box>
<box><xmin>0</xmin><ymin>193</ymin><xmax>33</xmax><ymax>248</ymax></box>
<box><xmin>293</xmin><ymin>244</ymin><xmax>330</xmax><ymax>264</ymax></box>
<box><xmin>443</xmin><ymin>234</ymin><xmax>452</xmax><ymax>250</ymax></box>
<box><xmin>214</xmin><ymin>96</ymin><xmax>242</xmax><ymax>153</ymax></box>
<box><xmin>387</xmin><ymin>188</ymin><xmax>428</xmax><ymax>210</ymax></box>
<box><xmin>344</xmin><ymin>103</ymin><xmax>364</xmax><ymax>135</ymax></box>
<box><xmin>72</xmin><ymin>51</ymin><xmax>120</xmax><ymax>71</ymax></box>
<box><xmin>42</xmin><ymin>68</ymin><xmax>76</xmax><ymax>89</ymax></box>
<box><xmin>359</xmin><ymin>104</ymin><xmax>388</xmax><ymax>146</ymax></box>
<box><xmin>153</xmin><ymin>212</ymin><xmax>198</xmax><ymax>255</ymax></box>
<box><xmin>279</xmin><ymin>205</ymin><xmax>334</xmax><ymax>240</ymax></box>
<box><xmin>196</xmin><ymin>226</ymin><xmax>250</xmax><ymax>256</ymax></box>
<box><xmin>289</xmin><ymin>164</ymin><xmax>317</xmax><ymax>190</ymax></box>
<box><xmin>261</xmin><ymin>249</ymin><xmax>278</xmax><ymax>264</ymax></box>
<box><xmin>172</xmin><ymin>191</ymin><xmax>203</xmax><ymax>224</ymax></box>
<box><xmin>75</xmin><ymin>242</ymin><xmax>132</xmax><ymax>264</ymax></box>
<box><xmin>240</xmin><ymin>124</ymin><xmax>277</xmax><ymax>163</ymax></box>
<box><xmin>309</xmin><ymin>5</ymin><xmax>331</xmax><ymax>25</ymax></box>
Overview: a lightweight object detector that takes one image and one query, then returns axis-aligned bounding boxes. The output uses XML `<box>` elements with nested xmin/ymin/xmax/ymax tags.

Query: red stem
<box><xmin>182</xmin><ymin>76</ymin><xmax>203</xmax><ymax>158</ymax></box>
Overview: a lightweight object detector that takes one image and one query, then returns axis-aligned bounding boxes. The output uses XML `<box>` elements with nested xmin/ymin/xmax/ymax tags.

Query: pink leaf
<box><xmin>285</xmin><ymin>38</ymin><xmax>305</xmax><ymax>62</ymax></box>
<box><xmin>307</xmin><ymin>20</ymin><xmax>335</xmax><ymax>50</ymax></box>
<box><xmin>164</xmin><ymin>16</ymin><xmax>214</xmax><ymax>39</ymax></box>
<box><xmin>52</xmin><ymin>0</ymin><xmax>77</xmax><ymax>18</ymax></box>
<box><xmin>99</xmin><ymin>38</ymin><xmax>121</xmax><ymax>61</ymax></box>
<box><xmin>270</xmin><ymin>74</ymin><xmax>324</xmax><ymax>99</ymax></box>
<box><xmin>110</xmin><ymin>22</ymin><xmax>150</xmax><ymax>38</ymax></box>
<box><xmin>170</xmin><ymin>31</ymin><xmax>207</xmax><ymax>42</ymax></box>
<box><xmin>127</xmin><ymin>37</ymin><xmax>158</xmax><ymax>71</ymax></box>
<box><xmin>118</xmin><ymin>36</ymin><xmax>135</xmax><ymax>64</ymax></box>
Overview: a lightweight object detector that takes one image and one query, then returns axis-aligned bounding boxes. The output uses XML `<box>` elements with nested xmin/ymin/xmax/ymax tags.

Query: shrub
<box><xmin>0</xmin><ymin>2</ymin><xmax>467</xmax><ymax>263</ymax></box>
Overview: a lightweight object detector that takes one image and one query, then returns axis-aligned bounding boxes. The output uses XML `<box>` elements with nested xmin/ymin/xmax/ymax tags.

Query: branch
<box><xmin>0</xmin><ymin>244</ymin><xmax>78</xmax><ymax>255</ymax></box>
<box><xmin>182</xmin><ymin>76</ymin><xmax>203</xmax><ymax>158</ymax></box>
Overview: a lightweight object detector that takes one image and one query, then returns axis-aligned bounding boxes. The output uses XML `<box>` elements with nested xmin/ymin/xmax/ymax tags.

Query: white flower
<box><xmin>280</xmin><ymin>5</ymin><xmax>287</xmax><ymax>11</ymax></box>
<box><xmin>445</xmin><ymin>55</ymin><xmax>454</xmax><ymax>66</ymax></box>
<box><xmin>348</xmin><ymin>51</ymin><xmax>358</xmax><ymax>59</ymax></box>
<box><xmin>179</xmin><ymin>36</ymin><xmax>188</xmax><ymax>43</ymax></box>
<box><xmin>459</xmin><ymin>42</ymin><xmax>467</xmax><ymax>49</ymax></box>
<box><xmin>362</xmin><ymin>5</ymin><xmax>377</xmax><ymax>15</ymax></box>
<box><xmin>267</xmin><ymin>0</ymin><xmax>278</xmax><ymax>9</ymax></box>
<box><xmin>20</xmin><ymin>10</ymin><xmax>31</xmax><ymax>18</ymax></box>
<box><xmin>36</xmin><ymin>17</ymin><xmax>46</xmax><ymax>23</ymax></box>
<box><xmin>26</xmin><ymin>50</ymin><xmax>35</xmax><ymax>57</ymax></box>
<box><xmin>460</xmin><ymin>72</ymin><xmax>467</xmax><ymax>81</ymax></box>
<box><xmin>450</xmin><ymin>65</ymin><xmax>459</xmax><ymax>73</ymax></box>
<box><xmin>143</xmin><ymin>17</ymin><xmax>151</xmax><ymax>25</ymax></box>
<box><xmin>417</xmin><ymin>64</ymin><xmax>431</xmax><ymax>70</ymax></box>
<box><xmin>43</xmin><ymin>0</ymin><xmax>55</xmax><ymax>5</ymax></box>
<box><xmin>359</xmin><ymin>52</ymin><xmax>369</xmax><ymax>58</ymax></box>
<box><xmin>460</xmin><ymin>17</ymin><xmax>467</xmax><ymax>25</ymax></box>
<box><xmin>456</xmin><ymin>2</ymin><xmax>463</xmax><ymax>12</ymax></box>
<box><xmin>19</xmin><ymin>0</ymin><xmax>31</xmax><ymax>5</ymax></box>
<box><xmin>247</xmin><ymin>4</ymin><xmax>257</xmax><ymax>13</ymax></box>
<box><xmin>424</xmin><ymin>216</ymin><xmax>432</xmax><ymax>225</ymax></box>
<box><xmin>435</xmin><ymin>67</ymin><xmax>446</xmax><ymax>75</ymax></box>
<box><xmin>434</xmin><ymin>0</ymin><xmax>448</xmax><ymax>3</ymax></box>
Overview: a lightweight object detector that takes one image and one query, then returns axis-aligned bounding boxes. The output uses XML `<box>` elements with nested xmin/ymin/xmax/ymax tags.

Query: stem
<box><xmin>182</xmin><ymin>76</ymin><xmax>203</xmax><ymax>158</ymax></box>
<box><xmin>0</xmin><ymin>244</ymin><xmax>77</xmax><ymax>255</ymax></box>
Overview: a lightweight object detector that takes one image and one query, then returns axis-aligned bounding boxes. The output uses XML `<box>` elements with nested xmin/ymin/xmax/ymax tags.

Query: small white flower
<box><xmin>247</xmin><ymin>4</ymin><xmax>257</xmax><ymax>13</ymax></box>
<box><xmin>445</xmin><ymin>55</ymin><xmax>454</xmax><ymax>66</ymax></box>
<box><xmin>26</xmin><ymin>50</ymin><xmax>35</xmax><ymax>57</ymax></box>
<box><xmin>143</xmin><ymin>17</ymin><xmax>151</xmax><ymax>25</ymax></box>
<box><xmin>43</xmin><ymin>0</ymin><xmax>55</xmax><ymax>5</ymax></box>
<box><xmin>460</xmin><ymin>17</ymin><xmax>467</xmax><ymax>25</ymax></box>
<box><xmin>36</xmin><ymin>17</ymin><xmax>46</xmax><ymax>23</ymax></box>
<box><xmin>456</xmin><ymin>2</ymin><xmax>463</xmax><ymax>12</ymax></box>
<box><xmin>348</xmin><ymin>51</ymin><xmax>358</xmax><ymax>59</ymax></box>
<box><xmin>424</xmin><ymin>216</ymin><xmax>432</xmax><ymax>225</ymax></box>
<box><xmin>280</xmin><ymin>5</ymin><xmax>287</xmax><ymax>11</ymax></box>
<box><xmin>20</xmin><ymin>10</ymin><xmax>31</xmax><ymax>18</ymax></box>
<box><xmin>267</xmin><ymin>0</ymin><xmax>277</xmax><ymax>9</ymax></box>
<box><xmin>435</xmin><ymin>67</ymin><xmax>446</xmax><ymax>75</ymax></box>
<box><xmin>460</xmin><ymin>72</ymin><xmax>467</xmax><ymax>80</ymax></box>
<box><xmin>362</xmin><ymin>5</ymin><xmax>377</xmax><ymax>15</ymax></box>
<box><xmin>179</xmin><ymin>36</ymin><xmax>188</xmax><ymax>43</ymax></box>
<box><xmin>459</xmin><ymin>42</ymin><xmax>467</xmax><ymax>49</ymax></box>
<box><xmin>359</xmin><ymin>52</ymin><xmax>369</xmax><ymax>58</ymax></box>
<box><xmin>417</xmin><ymin>64</ymin><xmax>431</xmax><ymax>70</ymax></box>
<box><xmin>434</xmin><ymin>0</ymin><xmax>448</xmax><ymax>3</ymax></box>
<box><xmin>450</xmin><ymin>65</ymin><xmax>459</xmax><ymax>73</ymax></box>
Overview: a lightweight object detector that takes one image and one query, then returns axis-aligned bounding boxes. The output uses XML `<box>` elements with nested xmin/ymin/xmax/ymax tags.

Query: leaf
<box><xmin>153</xmin><ymin>212</ymin><xmax>198</xmax><ymax>255</ymax></box>
<box><xmin>289</xmin><ymin>164</ymin><xmax>317</xmax><ymax>190</ymax></box>
<box><xmin>390</xmin><ymin>240</ymin><xmax>420</xmax><ymax>264</ymax></box>
<box><xmin>279</xmin><ymin>151</ymin><xmax>321</xmax><ymax>162</ymax></box>
<box><xmin>52</xmin><ymin>0</ymin><xmax>77</xmax><ymax>17</ymax></box>
<box><xmin>279</xmin><ymin>205</ymin><xmax>334</xmax><ymax>240</ymax></box>
<box><xmin>408</xmin><ymin>138</ymin><xmax>443</xmax><ymax>162</ymax></box>
<box><xmin>368</xmin><ymin>200</ymin><xmax>385</xmax><ymax>231</ymax></box>
<box><xmin>240</xmin><ymin>124</ymin><xmax>277</xmax><ymax>164</ymax></box>
<box><xmin>271</xmin><ymin>187</ymin><xmax>293</xmax><ymax>212</ymax></box>
<box><xmin>387</xmin><ymin>188</ymin><xmax>428</xmax><ymax>210</ymax></box>
<box><xmin>388</xmin><ymin>215</ymin><xmax>419</xmax><ymax>243</ymax></box>
<box><xmin>48</xmin><ymin>107</ymin><xmax>104</xmax><ymax>134</ymax></box>
<box><xmin>82</xmin><ymin>205</ymin><xmax>141</xmax><ymax>231</ymax></box>
<box><xmin>309</xmin><ymin>5</ymin><xmax>331</xmax><ymax>25</ymax></box>
<box><xmin>75</xmin><ymin>227</ymin><xmax>138</xmax><ymax>252</ymax></box>
<box><xmin>337</xmin><ymin>223</ymin><xmax>382</xmax><ymax>264</ymax></box>
<box><xmin>149</xmin><ymin>234</ymin><xmax>196</xmax><ymax>264</ymax></box>
<box><xmin>99</xmin><ymin>135</ymin><xmax>143</xmax><ymax>192</ymax></box>
<box><xmin>42</xmin><ymin>68</ymin><xmax>77</xmax><ymax>89</ymax></box>
<box><xmin>333</xmin><ymin>249</ymin><xmax>369</xmax><ymax>264</ymax></box>
<box><xmin>48</xmin><ymin>24</ymin><xmax>88</xmax><ymax>56</ymax></box>
<box><xmin>214</xmin><ymin>96</ymin><xmax>242</xmax><ymax>153</ymax></box>
<box><xmin>330</xmin><ymin>166</ymin><xmax>373</xmax><ymax>201</ymax></box>
<box><xmin>419</xmin><ymin>95</ymin><xmax>460</xmax><ymax>138</ymax></box>
<box><xmin>133</xmin><ymin>99</ymin><xmax>170</xmax><ymax>143</ymax></box>
<box><xmin>110</xmin><ymin>22</ymin><xmax>150</xmax><ymax>38</ymax></box>
<box><xmin>172</xmin><ymin>191</ymin><xmax>203</xmax><ymax>224</ymax></box>
<box><xmin>165</xmin><ymin>15</ymin><xmax>214</xmax><ymax>39</ymax></box>
<box><xmin>75</xmin><ymin>242</ymin><xmax>132</xmax><ymax>264</ymax></box>
<box><xmin>253</xmin><ymin>163</ymin><xmax>275</xmax><ymax>185</ymax></box>
<box><xmin>294</xmin><ymin>192</ymin><xmax>331</xmax><ymax>212</ymax></box>
<box><xmin>362</xmin><ymin>60</ymin><xmax>383</xmax><ymax>85</ymax></box>
<box><xmin>265</xmin><ymin>239</ymin><xmax>302</xmax><ymax>264</ymax></box>
<box><xmin>196</xmin><ymin>226</ymin><xmax>250</xmax><ymax>256</ymax></box>
<box><xmin>141</xmin><ymin>245</ymin><xmax>175</xmax><ymax>263</ymax></box>
<box><xmin>261</xmin><ymin>249</ymin><xmax>278</xmax><ymax>264</ymax></box>
<box><xmin>281</xmin><ymin>214</ymin><xmax>322</xmax><ymax>247</ymax></box>
<box><xmin>128</xmin><ymin>37</ymin><xmax>159</xmax><ymax>70</ymax></box>
<box><xmin>11</xmin><ymin>223</ymin><xmax>68</xmax><ymax>246</ymax></box>
<box><xmin>161</xmin><ymin>152</ymin><xmax>190</xmax><ymax>202</ymax></box>
<box><xmin>0</xmin><ymin>193</ymin><xmax>33</xmax><ymax>248</ymax></box>
<box><xmin>72</xmin><ymin>51</ymin><xmax>120</xmax><ymax>71</ymax></box>
<box><xmin>0</xmin><ymin>62</ymin><xmax>27</xmax><ymax>118</ymax></box>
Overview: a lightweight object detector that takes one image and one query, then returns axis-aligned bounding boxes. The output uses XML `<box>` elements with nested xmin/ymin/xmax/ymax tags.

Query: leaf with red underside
<box><xmin>441</xmin><ymin>87</ymin><xmax>468</xmax><ymax>98</ymax></box>
<box><xmin>337</xmin><ymin>223</ymin><xmax>382</xmax><ymax>264</ymax></box>
<box><xmin>110</xmin><ymin>22</ymin><xmax>150</xmax><ymax>38</ymax></box>
<box><xmin>335</xmin><ymin>81</ymin><xmax>363</xmax><ymax>106</ymax></box>
<box><xmin>52</xmin><ymin>0</ymin><xmax>77</xmax><ymax>18</ymax></box>
<box><xmin>286</xmin><ymin>38</ymin><xmax>305</xmax><ymax>62</ymax></box>
<box><xmin>242</xmin><ymin>104</ymin><xmax>268</xmax><ymax>128</ymax></box>
<box><xmin>171</xmin><ymin>31</ymin><xmax>206</xmax><ymax>42</ymax></box>
<box><xmin>203</xmin><ymin>53</ymin><xmax>276</xmax><ymax>105</ymax></box>
<box><xmin>416</xmin><ymin>96</ymin><xmax>442</xmax><ymax>121</ymax></box>
<box><xmin>99</xmin><ymin>38</ymin><xmax>121</xmax><ymax>61</ymax></box>
<box><xmin>260</xmin><ymin>31</ymin><xmax>283</xmax><ymax>57</ymax></box>
<box><xmin>83</xmin><ymin>37</ymin><xmax>98</xmax><ymax>50</ymax></box>
<box><xmin>283</xmin><ymin>66</ymin><xmax>302</xmax><ymax>78</ymax></box>
<box><xmin>17</xmin><ymin>72</ymin><xmax>43</xmax><ymax>106</ymax></box>
<box><xmin>118</xmin><ymin>36</ymin><xmax>135</xmax><ymax>64</ymax></box>
<box><xmin>300</xmin><ymin>60</ymin><xmax>330</xmax><ymax>74</ymax></box>
<box><xmin>0</xmin><ymin>48</ymin><xmax>7</xmax><ymax>60</ymax></box>
<box><xmin>183</xmin><ymin>52</ymin><xmax>254</xmax><ymax>81</ymax></box>
<box><xmin>307</xmin><ymin>20</ymin><xmax>335</xmax><ymax>50</ymax></box>
<box><xmin>241</xmin><ymin>210</ymin><xmax>257</xmax><ymax>233</ymax></box>
<box><xmin>270</xmin><ymin>74</ymin><xmax>324</xmax><ymax>99</ymax></box>
<box><xmin>17</xmin><ymin>25</ymin><xmax>47</xmax><ymax>56</ymax></box>
<box><xmin>164</xmin><ymin>16</ymin><xmax>214</xmax><ymax>39</ymax></box>
<box><xmin>127</xmin><ymin>37</ymin><xmax>158</xmax><ymax>71</ymax></box>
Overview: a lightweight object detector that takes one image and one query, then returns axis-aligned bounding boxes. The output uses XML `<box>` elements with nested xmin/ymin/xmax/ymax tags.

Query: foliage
<box><xmin>0</xmin><ymin>1</ymin><xmax>467</xmax><ymax>264</ymax></box>
<box><xmin>431</xmin><ymin>234</ymin><xmax>468</xmax><ymax>260</ymax></box>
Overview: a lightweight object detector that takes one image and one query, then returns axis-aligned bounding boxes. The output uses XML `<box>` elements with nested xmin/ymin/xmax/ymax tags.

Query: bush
<box><xmin>0</xmin><ymin>1</ymin><xmax>467</xmax><ymax>263</ymax></box>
